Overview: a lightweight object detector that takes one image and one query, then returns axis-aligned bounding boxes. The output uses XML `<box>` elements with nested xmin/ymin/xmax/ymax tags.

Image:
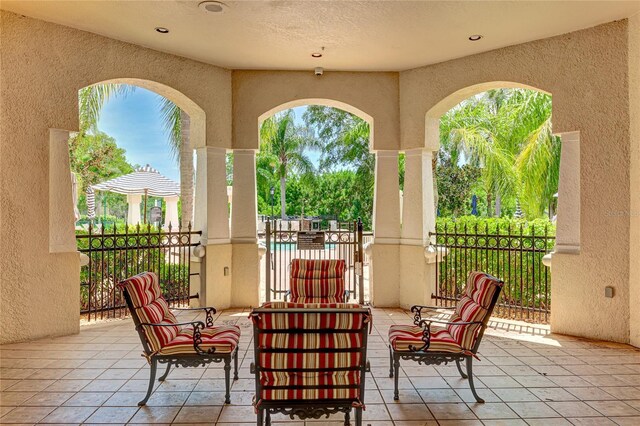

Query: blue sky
<box><xmin>98</xmin><ymin>87</ymin><xmax>180</xmax><ymax>181</ymax></box>
<box><xmin>97</xmin><ymin>89</ymin><xmax>320</xmax><ymax>183</ymax></box>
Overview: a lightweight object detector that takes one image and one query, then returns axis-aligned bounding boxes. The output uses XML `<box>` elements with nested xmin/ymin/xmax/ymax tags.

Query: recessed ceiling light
<box><xmin>468</xmin><ymin>34</ymin><xmax>483</xmax><ymax>41</ymax></box>
<box><xmin>155</xmin><ymin>27</ymin><xmax>169</xmax><ymax>34</ymax></box>
<box><xmin>199</xmin><ymin>1</ymin><xmax>228</xmax><ymax>14</ymax></box>
<box><xmin>311</xmin><ymin>52</ymin><xmax>323</xmax><ymax>58</ymax></box>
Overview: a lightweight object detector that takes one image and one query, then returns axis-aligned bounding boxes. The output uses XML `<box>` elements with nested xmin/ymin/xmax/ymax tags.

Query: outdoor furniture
<box><xmin>118</xmin><ymin>271</ymin><xmax>240</xmax><ymax>406</ymax></box>
<box><xmin>250</xmin><ymin>302</ymin><xmax>371</xmax><ymax>426</ymax></box>
<box><xmin>285</xmin><ymin>259</ymin><xmax>348</xmax><ymax>303</ymax></box>
<box><xmin>387</xmin><ymin>271</ymin><xmax>503</xmax><ymax>403</ymax></box>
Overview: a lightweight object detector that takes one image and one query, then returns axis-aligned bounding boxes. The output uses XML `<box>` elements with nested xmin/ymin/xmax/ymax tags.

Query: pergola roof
<box><xmin>91</xmin><ymin>164</ymin><xmax>180</xmax><ymax>197</ymax></box>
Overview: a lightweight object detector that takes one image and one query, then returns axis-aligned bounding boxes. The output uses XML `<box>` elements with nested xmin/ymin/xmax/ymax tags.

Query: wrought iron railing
<box><xmin>77</xmin><ymin>223</ymin><xmax>201</xmax><ymax>321</ymax></box>
<box><xmin>430</xmin><ymin>222</ymin><xmax>554</xmax><ymax>323</ymax></box>
<box><xmin>264</xmin><ymin>219</ymin><xmax>365</xmax><ymax>304</ymax></box>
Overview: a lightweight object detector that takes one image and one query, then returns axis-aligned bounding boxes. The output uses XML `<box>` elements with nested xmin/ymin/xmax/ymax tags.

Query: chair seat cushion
<box><xmin>288</xmin><ymin>296</ymin><xmax>341</xmax><ymax>304</ymax></box>
<box><xmin>260</xmin><ymin>371</ymin><xmax>360</xmax><ymax>401</ymax></box>
<box><xmin>157</xmin><ymin>325</ymin><xmax>240</xmax><ymax>355</ymax></box>
<box><xmin>388</xmin><ymin>324</ymin><xmax>464</xmax><ymax>354</ymax></box>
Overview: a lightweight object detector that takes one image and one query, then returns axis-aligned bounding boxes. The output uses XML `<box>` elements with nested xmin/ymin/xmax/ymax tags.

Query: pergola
<box><xmin>89</xmin><ymin>165</ymin><xmax>180</xmax><ymax>228</ymax></box>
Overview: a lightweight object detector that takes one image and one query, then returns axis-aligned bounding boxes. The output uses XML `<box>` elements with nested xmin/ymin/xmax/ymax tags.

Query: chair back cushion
<box><xmin>289</xmin><ymin>259</ymin><xmax>345</xmax><ymax>302</ymax></box>
<box><xmin>118</xmin><ymin>272</ymin><xmax>179</xmax><ymax>352</ymax></box>
<box><xmin>446</xmin><ymin>271</ymin><xmax>503</xmax><ymax>351</ymax></box>
<box><xmin>251</xmin><ymin>302</ymin><xmax>370</xmax><ymax>401</ymax></box>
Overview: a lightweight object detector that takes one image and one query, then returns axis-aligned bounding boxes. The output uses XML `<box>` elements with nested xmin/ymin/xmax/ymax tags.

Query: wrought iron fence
<box><xmin>431</xmin><ymin>221</ymin><xmax>554</xmax><ymax>322</ymax></box>
<box><xmin>77</xmin><ymin>223</ymin><xmax>201</xmax><ymax>321</ymax></box>
<box><xmin>264</xmin><ymin>219</ymin><xmax>365</xmax><ymax>304</ymax></box>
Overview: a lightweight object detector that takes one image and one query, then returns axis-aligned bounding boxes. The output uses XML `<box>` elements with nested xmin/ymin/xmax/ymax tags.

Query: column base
<box><xmin>204</xmin><ymin>244</ymin><xmax>232</xmax><ymax>309</ymax></box>
<box><xmin>231</xmin><ymin>243</ymin><xmax>260</xmax><ymax>307</ymax></box>
<box><xmin>369</xmin><ymin>243</ymin><xmax>400</xmax><ymax>307</ymax></box>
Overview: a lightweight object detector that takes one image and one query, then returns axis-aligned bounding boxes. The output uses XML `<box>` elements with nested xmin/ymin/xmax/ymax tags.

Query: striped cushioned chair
<box><xmin>118</xmin><ymin>272</ymin><xmax>240</xmax><ymax>406</ymax></box>
<box><xmin>387</xmin><ymin>271</ymin><xmax>503</xmax><ymax>403</ymax></box>
<box><xmin>250</xmin><ymin>302</ymin><xmax>371</xmax><ymax>426</ymax></box>
<box><xmin>286</xmin><ymin>259</ymin><xmax>347</xmax><ymax>304</ymax></box>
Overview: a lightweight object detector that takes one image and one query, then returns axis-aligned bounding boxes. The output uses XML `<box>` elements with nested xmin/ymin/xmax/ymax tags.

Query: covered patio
<box><xmin>2</xmin><ymin>309</ymin><xmax>640</xmax><ymax>425</ymax></box>
<box><xmin>2</xmin><ymin>0</ymin><xmax>640</xmax><ymax>424</ymax></box>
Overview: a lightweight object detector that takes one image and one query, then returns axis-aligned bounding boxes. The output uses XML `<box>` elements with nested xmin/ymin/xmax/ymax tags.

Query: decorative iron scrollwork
<box><xmin>266</xmin><ymin>405</ymin><xmax>351</xmax><ymax>420</ymax></box>
<box><xmin>399</xmin><ymin>352</ymin><xmax>460</xmax><ymax>366</ymax></box>
<box><xmin>192</xmin><ymin>321</ymin><xmax>217</xmax><ymax>356</ymax></box>
<box><xmin>408</xmin><ymin>319</ymin><xmax>431</xmax><ymax>352</ymax></box>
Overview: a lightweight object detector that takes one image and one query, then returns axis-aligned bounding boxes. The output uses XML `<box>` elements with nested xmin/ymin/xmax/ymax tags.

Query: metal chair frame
<box><xmin>250</xmin><ymin>307</ymin><xmax>371</xmax><ymax>426</ymax></box>
<box><xmin>389</xmin><ymin>277</ymin><xmax>503</xmax><ymax>403</ymax></box>
<box><xmin>121</xmin><ymin>288</ymin><xmax>239</xmax><ymax>406</ymax></box>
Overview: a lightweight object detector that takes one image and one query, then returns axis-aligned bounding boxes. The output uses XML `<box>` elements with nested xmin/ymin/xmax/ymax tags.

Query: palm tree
<box><xmin>438</xmin><ymin>89</ymin><xmax>560</xmax><ymax>219</ymax></box>
<box><xmin>78</xmin><ymin>84</ymin><xmax>133</xmax><ymax>134</ymax></box>
<box><xmin>260</xmin><ymin>110</ymin><xmax>315</xmax><ymax>219</ymax></box>
<box><xmin>158</xmin><ymin>99</ymin><xmax>193</xmax><ymax>230</ymax></box>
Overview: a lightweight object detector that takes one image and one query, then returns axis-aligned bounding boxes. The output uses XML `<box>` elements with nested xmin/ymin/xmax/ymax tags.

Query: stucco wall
<box><xmin>232</xmin><ymin>71</ymin><xmax>400</xmax><ymax>150</ymax></box>
<box><xmin>629</xmin><ymin>12</ymin><xmax>640</xmax><ymax>347</ymax></box>
<box><xmin>0</xmin><ymin>11</ymin><xmax>232</xmax><ymax>344</ymax></box>
<box><xmin>400</xmin><ymin>20</ymin><xmax>633</xmax><ymax>343</ymax></box>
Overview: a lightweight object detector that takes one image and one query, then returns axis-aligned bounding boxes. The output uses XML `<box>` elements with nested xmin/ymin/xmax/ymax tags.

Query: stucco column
<box><xmin>230</xmin><ymin>149</ymin><xmax>259</xmax><ymax>307</ymax></box>
<box><xmin>163</xmin><ymin>196</ymin><xmax>179</xmax><ymax>229</ymax></box>
<box><xmin>194</xmin><ymin>147</ymin><xmax>232</xmax><ymax>309</ymax></box>
<box><xmin>399</xmin><ymin>148</ymin><xmax>437</xmax><ymax>308</ymax></box>
<box><xmin>127</xmin><ymin>194</ymin><xmax>142</xmax><ymax>225</ymax></box>
<box><xmin>554</xmin><ymin>131</ymin><xmax>581</xmax><ymax>254</ymax></box>
<box><xmin>369</xmin><ymin>150</ymin><xmax>401</xmax><ymax>306</ymax></box>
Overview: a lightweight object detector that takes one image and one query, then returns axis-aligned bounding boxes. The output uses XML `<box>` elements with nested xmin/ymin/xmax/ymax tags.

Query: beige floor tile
<box><xmin>507</xmin><ymin>402</ymin><xmax>560</xmax><ymax>418</ymax></box>
<box><xmin>85</xmin><ymin>407</ymin><xmax>138</xmax><ymax>424</ymax></box>
<box><xmin>173</xmin><ymin>406</ymin><xmax>222</xmax><ymax>423</ymax></box>
<box><xmin>39</xmin><ymin>405</ymin><xmax>97</xmax><ymax>423</ymax></box>
<box><xmin>0</xmin><ymin>405</ymin><xmax>55</xmax><ymax>423</ymax></box>
<box><xmin>129</xmin><ymin>405</ymin><xmax>181</xmax><ymax>423</ymax></box>
<box><xmin>385</xmin><ymin>403</ymin><xmax>433</xmax><ymax>421</ymax></box>
<box><xmin>62</xmin><ymin>391</ymin><xmax>112</xmax><ymax>408</ymax></box>
<box><xmin>493</xmin><ymin>387</ymin><xmax>540</xmax><ymax>402</ymax></box>
<box><xmin>0</xmin><ymin>391</ymin><xmax>37</xmax><ymax>406</ymax></box>
<box><xmin>546</xmin><ymin>401</ymin><xmax>602</xmax><ymax>418</ymax></box>
<box><xmin>469</xmin><ymin>402</ymin><xmax>519</xmax><ymax>419</ymax></box>
<box><xmin>586</xmin><ymin>400</ymin><xmax>640</xmax><ymax>417</ymax></box>
<box><xmin>427</xmin><ymin>403</ymin><xmax>477</xmax><ymax>420</ymax></box>
<box><xmin>22</xmin><ymin>392</ymin><xmax>74</xmax><ymax>406</ymax></box>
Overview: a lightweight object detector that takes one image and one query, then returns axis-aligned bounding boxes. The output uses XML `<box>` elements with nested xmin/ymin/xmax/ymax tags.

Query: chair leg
<box><xmin>265</xmin><ymin>411</ymin><xmax>271</xmax><ymax>426</ymax></box>
<box><xmin>393</xmin><ymin>352</ymin><xmax>401</xmax><ymax>401</ymax></box>
<box><xmin>224</xmin><ymin>355</ymin><xmax>232</xmax><ymax>404</ymax></box>
<box><xmin>138</xmin><ymin>358</ymin><xmax>157</xmax><ymax>406</ymax></box>
<box><xmin>455</xmin><ymin>358</ymin><xmax>468</xmax><ymax>379</ymax></box>
<box><xmin>233</xmin><ymin>348</ymin><xmax>239</xmax><ymax>381</ymax></box>
<box><xmin>388</xmin><ymin>345</ymin><xmax>394</xmax><ymax>378</ymax></box>
<box><xmin>256</xmin><ymin>408</ymin><xmax>263</xmax><ymax>426</ymax></box>
<box><xmin>158</xmin><ymin>362</ymin><xmax>171</xmax><ymax>381</ymax></box>
<box><xmin>465</xmin><ymin>356</ymin><xmax>484</xmax><ymax>403</ymax></box>
<box><xmin>344</xmin><ymin>409</ymin><xmax>350</xmax><ymax>426</ymax></box>
<box><xmin>355</xmin><ymin>406</ymin><xmax>363</xmax><ymax>426</ymax></box>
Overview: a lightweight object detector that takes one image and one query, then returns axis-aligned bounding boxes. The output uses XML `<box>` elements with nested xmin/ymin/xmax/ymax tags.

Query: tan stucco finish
<box><xmin>0</xmin><ymin>11</ymin><xmax>232</xmax><ymax>344</ymax></box>
<box><xmin>2</xmin><ymin>10</ymin><xmax>640</xmax><ymax>346</ymax></box>
<box><xmin>232</xmin><ymin>71</ymin><xmax>400</xmax><ymax>150</ymax></box>
<box><xmin>400</xmin><ymin>20</ymin><xmax>634</xmax><ymax>343</ymax></box>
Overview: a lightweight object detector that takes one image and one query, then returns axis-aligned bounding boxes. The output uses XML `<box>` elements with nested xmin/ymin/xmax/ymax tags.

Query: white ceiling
<box><xmin>2</xmin><ymin>1</ymin><xmax>639</xmax><ymax>71</ymax></box>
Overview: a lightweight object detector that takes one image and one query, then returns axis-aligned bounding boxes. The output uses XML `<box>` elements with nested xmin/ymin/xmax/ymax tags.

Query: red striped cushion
<box><xmin>290</xmin><ymin>259</ymin><xmax>345</xmax><ymax>278</ymax></box>
<box><xmin>260</xmin><ymin>371</ymin><xmax>360</xmax><ymax>401</ymax></box>
<box><xmin>118</xmin><ymin>272</ymin><xmax>179</xmax><ymax>352</ymax></box>
<box><xmin>289</xmin><ymin>277</ymin><xmax>345</xmax><ymax>300</ymax></box>
<box><xmin>388</xmin><ymin>325</ymin><xmax>464</xmax><ymax>353</ymax></box>
<box><xmin>158</xmin><ymin>325</ymin><xmax>240</xmax><ymax>355</ymax></box>
<box><xmin>288</xmin><ymin>296</ymin><xmax>341</xmax><ymax>304</ymax></box>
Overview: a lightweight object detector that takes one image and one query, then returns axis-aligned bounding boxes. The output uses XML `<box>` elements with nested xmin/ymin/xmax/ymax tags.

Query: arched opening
<box><xmin>252</xmin><ymin>99</ymin><xmax>378</xmax><ymax>304</ymax></box>
<box><xmin>67</xmin><ymin>78</ymin><xmax>207</xmax><ymax>321</ymax></box>
<box><xmin>424</xmin><ymin>82</ymin><xmax>565</xmax><ymax>323</ymax></box>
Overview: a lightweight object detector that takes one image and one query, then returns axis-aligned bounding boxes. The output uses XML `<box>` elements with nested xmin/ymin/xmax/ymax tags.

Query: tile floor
<box><xmin>1</xmin><ymin>308</ymin><xmax>640</xmax><ymax>425</ymax></box>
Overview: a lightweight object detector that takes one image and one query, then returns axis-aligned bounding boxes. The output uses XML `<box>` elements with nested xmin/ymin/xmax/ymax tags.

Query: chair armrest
<box><xmin>409</xmin><ymin>318</ymin><xmax>484</xmax><ymax>353</ymax></box>
<box><xmin>410</xmin><ymin>305</ymin><xmax>455</xmax><ymax>326</ymax></box>
<box><xmin>137</xmin><ymin>321</ymin><xmax>216</xmax><ymax>356</ymax></box>
<box><xmin>171</xmin><ymin>307</ymin><xmax>216</xmax><ymax>327</ymax></box>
